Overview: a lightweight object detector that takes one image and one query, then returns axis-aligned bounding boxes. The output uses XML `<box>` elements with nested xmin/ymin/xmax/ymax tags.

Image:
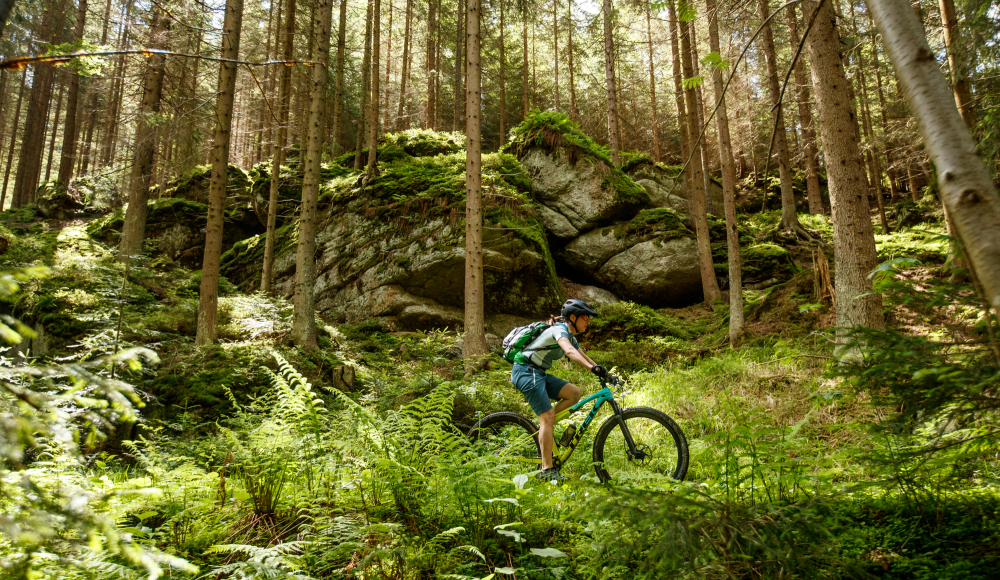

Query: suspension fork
<box><xmin>610</xmin><ymin>400</ymin><xmax>647</xmax><ymax>460</ymax></box>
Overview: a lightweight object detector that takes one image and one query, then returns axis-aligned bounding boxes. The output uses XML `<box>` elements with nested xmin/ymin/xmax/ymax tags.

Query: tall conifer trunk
<box><xmin>1</xmin><ymin>71</ymin><xmax>26</xmax><ymax>210</ymax></box>
<box><xmin>293</xmin><ymin>0</ymin><xmax>333</xmax><ymax>349</ymax></box>
<box><xmin>196</xmin><ymin>0</ymin><xmax>244</xmax><ymax>346</ymax></box>
<box><xmin>522</xmin><ymin>13</ymin><xmax>528</xmax><ymax>115</ymax></box>
<box><xmin>426</xmin><ymin>0</ymin><xmax>437</xmax><ymax>129</ymax></box>
<box><xmin>498</xmin><ymin>0</ymin><xmax>505</xmax><ymax>140</ymax></box>
<box><xmin>383</xmin><ymin>0</ymin><xmax>393</xmax><ymax>131</ymax></box>
<box><xmin>464</xmin><ymin>0</ymin><xmax>486</xmax><ymax>367</ymax></box>
<box><xmin>261</xmin><ymin>0</ymin><xmax>298</xmax><ymax>292</ymax></box>
<box><xmin>119</xmin><ymin>9</ymin><xmax>170</xmax><ymax>263</ymax></box>
<box><xmin>567</xmin><ymin>0</ymin><xmax>576</xmax><ymax>120</ymax></box>
<box><xmin>786</xmin><ymin>4</ymin><xmax>824</xmax><ymax>214</ymax></box>
<box><xmin>803</xmin><ymin>0</ymin><xmax>883</xmax><ymax>338</ymax></box>
<box><xmin>355</xmin><ymin>0</ymin><xmax>373</xmax><ymax>168</ymax></box>
<box><xmin>707</xmin><ymin>0</ymin><xmax>742</xmax><ymax>342</ymax></box>
<box><xmin>758</xmin><ymin>0</ymin><xmax>804</xmax><ymax>234</ymax></box>
<box><xmin>553</xmin><ymin>0</ymin><xmax>559</xmax><ymax>111</ymax></box>
<box><xmin>44</xmin><ymin>80</ymin><xmax>65</xmax><ymax>183</ymax></box>
<box><xmin>646</xmin><ymin>4</ymin><xmax>660</xmax><ymax>162</ymax></box>
<box><xmin>938</xmin><ymin>0</ymin><xmax>974</xmax><ymax>128</ymax></box>
<box><xmin>602</xmin><ymin>0</ymin><xmax>620</xmax><ymax>164</ymax></box>
<box><xmin>367</xmin><ymin>0</ymin><xmax>381</xmax><ymax>178</ymax></box>
<box><xmin>453</xmin><ymin>0</ymin><xmax>464</xmax><ymax>131</ymax></box>
<box><xmin>680</xmin><ymin>13</ymin><xmax>721</xmax><ymax>305</ymax></box>
<box><xmin>396</xmin><ymin>0</ymin><xmax>413</xmax><ymax>130</ymax></box>
<box><xmin>332</xmin><ymin>0</ymin><xmax>347</xmax><ymax>152</ymax></box>
<box><xmin>58</xmin><ymin>0</ymin><xmax>88</xmax><ymax>185</ymax></box>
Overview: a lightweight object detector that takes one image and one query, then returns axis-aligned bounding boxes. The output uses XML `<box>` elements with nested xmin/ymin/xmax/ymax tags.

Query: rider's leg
<box><xmin>552</xmin><ymin>383</ymin><xmax>582</xmax><ymax>415</ymax></box>
<box><xmin>538</xmin><ymin>408</ymin><xmax>556</xmax><ymax>470</ymax></box>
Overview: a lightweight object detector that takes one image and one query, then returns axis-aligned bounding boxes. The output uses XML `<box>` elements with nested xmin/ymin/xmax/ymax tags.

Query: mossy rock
<box><xmin>740</xmin><ymin>243</ymin><xmax>799</xmax><ymax>284</ymax></box>
<box><xmin>159</xmin><ymin>164</ymin><xmax>252</xmax><ymax>209</ymax></box>
<box><xmin>88</xmin><ymin>198</ymin><xmax>265</xmax><ymax>268</ymax></box>
<box><xmin>510</xmin><ymin>112</ymin><xmax>649</xmax><ymax>238</ymax></box>
<box><xmin>249</xmin><ymin>161</ymin><xmax>358</xmax><ymax>227</ymax></box>
<box><xmin>220</xmin><ymin>221</ymin><xmax>298</xmax><ymax>291</ymax></box>
<box><xmin>35</xmin><ymin>180</ymin><xmax>85</xmax><ymax>220</ymax></box>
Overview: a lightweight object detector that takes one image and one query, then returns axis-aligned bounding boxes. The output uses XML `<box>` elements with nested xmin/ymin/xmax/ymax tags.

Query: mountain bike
<box><xmin>467</xmin><ymin>375</ymin><xmax>689</xmax><ymax>483</ymax></box>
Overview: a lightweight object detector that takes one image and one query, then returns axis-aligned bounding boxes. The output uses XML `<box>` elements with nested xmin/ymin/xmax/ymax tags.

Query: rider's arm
<box><xmin>557</xmin><ymin>336</ymin><xmax>599</xmax><ymax>372</ymax></box>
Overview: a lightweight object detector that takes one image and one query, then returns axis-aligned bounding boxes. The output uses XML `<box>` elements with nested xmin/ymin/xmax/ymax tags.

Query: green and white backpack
<box><xmin>501</xmin><ymin>322</ymin><xmax>559</xmax><ymax>364</ymax></box>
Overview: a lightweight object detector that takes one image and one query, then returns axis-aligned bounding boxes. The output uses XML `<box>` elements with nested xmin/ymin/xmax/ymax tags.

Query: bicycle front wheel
<box><xmin>592</xmin><ymin>407</ymin><xmax>688</xmax><ymax>484</ymax></box>
<box><xmin>467</xmin><ymin>412</ymin><xmax>542</xmax><ymax>468</ymax></box>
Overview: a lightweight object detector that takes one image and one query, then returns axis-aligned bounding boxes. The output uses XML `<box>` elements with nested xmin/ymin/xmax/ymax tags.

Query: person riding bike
<box><xmin>510</xmin><ymin>299</ymin><xmax>613</xmax><ymax>482</ymax></box>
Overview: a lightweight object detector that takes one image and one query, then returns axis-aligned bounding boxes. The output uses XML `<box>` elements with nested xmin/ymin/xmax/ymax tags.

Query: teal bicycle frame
<box><xmin>523</xmin><ymin>378</ymin><xmax>642</xmax><ymax>469</ymax></box>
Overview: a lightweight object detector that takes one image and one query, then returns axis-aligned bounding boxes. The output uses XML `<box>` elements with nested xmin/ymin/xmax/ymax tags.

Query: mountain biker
<box><xmin>511</xmin><ymin>299</ymin><xmax>612</xmax><ymax>483</ymax></box>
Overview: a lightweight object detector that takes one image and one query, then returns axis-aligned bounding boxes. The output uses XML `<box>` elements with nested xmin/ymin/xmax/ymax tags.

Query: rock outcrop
<box><xmin>624</xmin><ymin>160</ymin><xmax>724</xmax><ymax>217</ymax></box>
<box><xmin>159</xmin><ymin>164</ymin><xmax>253</xmax><ymax>210</ymax></box>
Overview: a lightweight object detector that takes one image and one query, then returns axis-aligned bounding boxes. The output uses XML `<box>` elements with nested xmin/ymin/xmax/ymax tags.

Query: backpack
<box><xmin>501</xmin><ymin>321</ymin><xmax>559</xmax><ymax>364</ymax></box>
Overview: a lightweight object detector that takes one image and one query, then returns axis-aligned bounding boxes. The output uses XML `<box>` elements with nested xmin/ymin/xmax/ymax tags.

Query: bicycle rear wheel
<box><xmin>592</xmin><ymin>407</ymin><xmax>688</xmax><ymax>484</ymax></box>
<box><xmin>467</xmin><ymin>412</ymin><xmax>542</xmax><ymax>468</ymax></box>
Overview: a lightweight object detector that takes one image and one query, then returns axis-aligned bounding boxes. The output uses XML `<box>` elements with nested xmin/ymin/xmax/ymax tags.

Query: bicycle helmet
<box><xmin>561</xmin><ymin>299</ymin><xmax>599</xmax><ymax>319</ymax></box>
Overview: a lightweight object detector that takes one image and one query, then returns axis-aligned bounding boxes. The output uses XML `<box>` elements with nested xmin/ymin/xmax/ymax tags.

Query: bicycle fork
<box><xmin>609</xmin><ymin>400</ymin><xmax>647</xmax><ymax>463</ymax></box>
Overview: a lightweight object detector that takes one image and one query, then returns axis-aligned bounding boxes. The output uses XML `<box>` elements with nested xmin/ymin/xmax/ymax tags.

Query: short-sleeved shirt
<box><xmin>514</xmin><ymin>323</ymin><xmax>578</xmax><ymax>369</ymax></box>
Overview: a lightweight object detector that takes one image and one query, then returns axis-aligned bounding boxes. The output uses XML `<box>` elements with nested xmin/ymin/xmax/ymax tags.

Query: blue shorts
<box><xmin>511</xmin><ymin>363</ymin><xmax>569</xmax><ymax>416</ymax></box>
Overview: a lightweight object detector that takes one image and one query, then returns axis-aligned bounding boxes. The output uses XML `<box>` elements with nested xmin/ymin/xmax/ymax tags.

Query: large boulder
<box><xmin>625</xmin><ymin>160</ymin><xmax>724</xmax><ymax>217</ymax></box>
<box><xmin>159</xmin><ymin>164</ymin><xmax>253</xmax><ymax>210</ymax></box>
<box><xmin>510</xmin><ymin>112</ymin><xmax>649</xmax><ymax>239</ymax></box>
<box><xmin>222</xmin><ymin>148</ymin><xmax>564</xmax><ymax>331</ymax></box>
<box><xmin>559</xmin><ymin>209</ymin><xmax>702</xmax><ymax>307</ymax></box>
<box><xmin>35</xmin><ymin>181</ymin><xmax>85</xmax><ymax>220</ymax></box>
<box><xmin>88</xmin><ymin>198</ymin><xmax>264</xmax><ymax>268</ymax></box>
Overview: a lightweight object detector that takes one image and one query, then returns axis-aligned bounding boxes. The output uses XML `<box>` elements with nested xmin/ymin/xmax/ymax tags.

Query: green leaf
<box><xmin>682</xmin><ymin>75</ymin><xmax>704</xmax><ymax>90</ymax></box>
<box><xmin>530</xmin><ymin>547</ymin><xmax>568</xmax><ymax>558</ymax></box>
<box><xmin>233</xmin><ymin>490</ymin><xmax>251</xmax><ymax>500</ymax></box>
<box><xmin>702</xmin><ymin>51</ymin><xmax>730</xmax><ymax>71</ymax></box>
<box><xmin>137</xmin><ymin>511</ymin><xmax>158</xmax><ymax>521</ymax></box>
<box><xmin>495</xmin><ymin>567</ymin><xmax>517</xmax><ymax>575</ymax></box>
<box><xmin>678</xmin><ymin>1</ymin><xmax>697</xmax><ymax>22</ymax></box>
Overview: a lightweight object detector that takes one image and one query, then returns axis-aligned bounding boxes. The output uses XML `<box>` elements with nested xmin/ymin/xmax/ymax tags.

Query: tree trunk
<box><xmin>1</xmin><ymin>70</ymin><xmax>26</xmax><ymax>210</ymax></box>
<box><xmin>938</xmin><ymin>0</ymin><xmax>974</xmax><ymax>128</ymax></box>
<box><xmin>367</xmin><ymin>0</ymin><xmax>381</xmax><ymax>178</ymax></box>
<box><xmin>44</xmin><ymin>80</ymin><xmax>65</xmax><ymax>183</ymax></box>
<box><xmin>803</xmin><ymin>0</ymin><xmax>883</xmax><ymax>337</ymax></box>
<box><xmin>669</xmin><ymin>1</ymin><xmax>690</xmax><ymax>171</ymax></box>
<box><xmin>602</xmin><ymin>0</ymin><xmax>620</xmax><ymax>164</ymax></box>
<box><xmin>293</xmin><ymin>0</ymin><xmax>333</xmax><ymax>350</ymax></box>
<box><xmin>522</xmin><ymin>12</ymin><xmax>528</xmax><ymax>115</ymax></box>
<box><xmin>463</xmin><ymin>0</ymin><xmax>486</xmax><ymax>367</ymax></box>
<box><xmin>553</xmin><ymin>0</ymin><xmax>559</xmax><ymax>112</ymax></box>
<box><xmin>786</xmin><ymin>4</ymin><xmax>824</xmax><ymax>214</ymax></box>
<box><xmin>426</xmin><ymin>0</ymin><xmax>437</xmax><ymax>129</ymax></box>
<box><xmin>58</xmin><ymin>0</ymin><xmax>88</xmax><ymax>185</ymax></box>
<box><xmin>196</xmin><ymin>0</ymin><xmax>244</xmax><ymax>346</ymax></box>
<box><xmin>355</xmin><ymin>0</ymin><xmax>374</xmax><ymax>168</ymax></box>
<box><xmin>871</xmin><ymin>0</ymin><xmax>1000</xmax><ymax>313</ymax></box>
<box><xmin>395</xmin><ymin>0</ymin><xmax>413</xmax><ymax>131</ymax></box>
<box><xmin>383</xmin><ymin>0</ymin><xmax>393</xmax><ymax>131</ymax></box>
<box><xmin>758</xmin><ymin>0</ymin><xmax>803</xmax><ymax>233</ymax></box>
<box><xmin>680</xmin><ymin>14</ymin><xmax>721</xmax><ymax>305</ymax></box>
<box><xmin>646</xmin><ymin>4</ymin><xmax>660</xmax><ymax>162</ymax></box>
<box><xmin>707</xmin><ymin>0</ymin><xmax>742</xmax><ymax>342</ymax></box>
<box><xmin>452</xmin><ymin>0</ymin><xmax>464</xmax><ymax>131</ymax></box>
<box><xmin>498</xmin><ymin>0</ymin><xmax>505</xmax><ymax>140</ymax></box>
<box><xmin>262</xmin><ymin>0</ymin><xmax>299</xmax><ymax>292</ymax></box>
<box><xmin>332</xmin><ymin>0</ymin><xmax>347</xmax><ymax>152</ymax></box>
<box><xmin>119</xmin><ymin>9</ymin><xmax>170</xmax><ymax>263</ymax></box>
<box><xmin>12</xmin><ymin>1</ymin><xmax>65</xmax><ymax>207</ymax></box>
<box><xmin>567</xmin><ymin>0</ymin><xmax>576</xmax><ymax>120</ymax></box>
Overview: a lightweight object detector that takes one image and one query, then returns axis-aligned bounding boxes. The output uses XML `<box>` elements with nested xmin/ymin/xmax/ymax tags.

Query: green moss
<box><xmin>220</xmin><ymin>221</ymin><xmax>299</xmax><ymax>291</ymax></box>
<box><xmin>741</xmin><ymin>243</ymin><xmax>798</xmax><ymax>281</ymax></box>
<box><xmin>875</xmin><ymin>226</ymin><xmax>949</xmax><ymax>263</ymax></box>
<box><xmin>159</xmin><ymin>163</ymin><xmax>250</xmax><ymax>203</ymax></box>
<box><xmin>620</xmin><ymin>208</ymin><xmax>693</xmax><ymax>240</ymax></box>
<box><xmin>587</xmin><ymin>301</ymin><xmax>695</xmax><ymax>345</ymax></box>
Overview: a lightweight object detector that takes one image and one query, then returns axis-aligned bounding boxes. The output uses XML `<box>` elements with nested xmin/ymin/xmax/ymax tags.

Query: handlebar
<box><xmin>599</xmin><ymin>374</ymin><xmax>623</xmax><ymax>388</ymax></box>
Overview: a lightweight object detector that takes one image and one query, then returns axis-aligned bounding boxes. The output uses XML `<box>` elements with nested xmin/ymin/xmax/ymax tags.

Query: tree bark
<box><xmin>453</xmin><ymin>0</ymin><xmax>464</xmax><ymax>131</ymax></box>
<box><xmin>332</xmin><ymin>0</ymin><xmax>347</xmax><ymax>152</ymax></box>
<box><xmin>367</xmin><ymin>0</ymin><xmax>381</xmax><ymax>178</ymax></box>
<box><xmin>396</xmin><ymin>0</ymin><xmax>413</xmax><ymax>131</ymax></box>
<box><xmin>57</xmin><ymin>0</ymin><xmax>88</xmax><ymax>185</ymax></box>
<box><xmin>602</xmin><ymin>0</ymin><xmax>620</xmax><ymax>164</ymax></box>
<box><xmin>293</xmin><ymin>0</ymin><xmax>333</xmax><ymax>350</ymax></box>
<box><xmin>383</xmin><ymin>0</ymin><xmax>393</xmax><ymax>131</ymax></box>
<box><xmin>355</xmin><ymin>0</ymin><xmax>373</xmax><ymax>168</ymax></box>
<box><xmin>804</xmin><ymin>0</ymin><xmax>883</xmax><ymax>337</ymax></box>
<box><xmin>196</xmin><ymin>0</ymin><xmax>244</xmax><ymax>346</ymax></box>
<box><xmin>426</xmin><ymin>0</ymin><xmax>437</xmax><ymax>129</ymax></box>
<box><xmin>44</xmin><ymin>80</ymin><xmax>66</xmax><ymax>183</ymax></box>
<box><xmin>522</xmin><ymin>11</ymin><xmax>528</xmax><ymax>115</ymax></box>
<box><xmin>786</xmin><ymin>4</ymin><xmax>824</xmax><ymax>214</ymax></box>
<box><xmin>262</xmin><ymin>0</ymin><xmax>299</xmax><ymax>292</ymax></box>
<box><xmin>680</xmin><ymin>13</ymin><xmax>721</xmax><ymax>305</ymax></box>
<box><xmin>553</xmin><ymin>0</ymin><xmax>559</xmax><ymax>112</ymax></box>
<box><xmin>12</xmin><ymin>1</ymin><xmax>66</xmax><ymax>207</ymax></box>
<box><xmin>464</xmin><ymin>0</ymin><xmax>486</xmax><ymax>367</ymax></box>
<box><xmin>871</xmin><ymin>0</ymin><xmax>1000</xmax><ymax>313</ymax></box>
<box><xmin>119</xmin><ymin>8</ymin><xmax>170</xmax><ymax>263</ymax></box>
<box><xmin>938</xmin><ymin>0</ymin><xmax>974</xmax><ymax>128</ymax></box>
<box><xmin>1</xmin><ymin>70</ymin><xmax>26</xmax><ymax>210</ymax></box>
<box><xmin>567</xmin><ymin>0</ymin><xmax>576</xmax><ymax>120</ymax></box>
<box><xmin>758</xmin><ymin>0</ymin><xmax>803</xmax><ymax>233</ymax></box>
<box><xmin>498</xmin><ymin>0</ymin><xmax>505</xmax><ymax>140</ymax></box>
<box><xmin>669</xmin><ymin>1</ymin><xmax>689</xmax><ymax>169</ymax></box>
<box><xmin>707</xmin><ymin>0</ymin><xmax>742</xmax><ymax>342</ymax></box>
<box><xmin>646</xmin><ymin>4</ymin><xmax>660</xmax><ymax>162</ymax></box>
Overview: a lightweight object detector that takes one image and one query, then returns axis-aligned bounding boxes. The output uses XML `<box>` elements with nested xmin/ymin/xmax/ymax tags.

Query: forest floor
<box><xmin>2</xmin><ymin>203</ymin><xmax>999</xmax><ymax>579</ymax></box>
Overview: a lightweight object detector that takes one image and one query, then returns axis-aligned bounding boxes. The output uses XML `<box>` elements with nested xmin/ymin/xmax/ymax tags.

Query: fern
<box><xmin>202</xmin><ymin>542</ymin><xmax>315</xmax><ymax>579</ymax></box>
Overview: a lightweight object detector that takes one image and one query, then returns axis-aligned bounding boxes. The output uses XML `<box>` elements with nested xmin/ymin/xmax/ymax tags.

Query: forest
<box><xmin>1</xmin><ymin>0</ymin><xmax>1000</xmax><ymax>575</ymax></box>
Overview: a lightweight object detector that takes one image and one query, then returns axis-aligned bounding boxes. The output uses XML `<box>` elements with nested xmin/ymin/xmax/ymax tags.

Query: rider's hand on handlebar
<box><xmin>591</xmin><ymin>364</ymin><xmax>609</xmax><ymax>379</ymax></box>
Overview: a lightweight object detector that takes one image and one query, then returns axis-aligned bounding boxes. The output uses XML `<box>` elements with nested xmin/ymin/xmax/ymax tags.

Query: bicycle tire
<box><xmin>467</xmin><ymin>412</ymin><xmax>541</xmax><ymax>464</ymax></box>
<box><xmin>592</xmin><ymin>407</ymin><xmax>689</xmax><ymax>483</ymax></box>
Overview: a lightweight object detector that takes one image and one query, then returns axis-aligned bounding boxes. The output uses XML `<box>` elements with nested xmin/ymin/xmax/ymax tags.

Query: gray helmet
<box><xmin>561</xmin><ymin>299</ymin><xmax>599</xmax><ymax>319</ymax></box>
